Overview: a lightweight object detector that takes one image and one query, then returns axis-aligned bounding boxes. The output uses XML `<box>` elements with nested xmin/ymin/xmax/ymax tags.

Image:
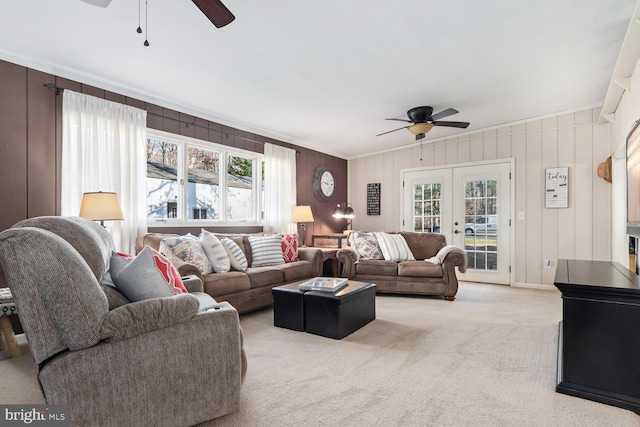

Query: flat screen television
<box><xmin>627</xmin><ymin>119</ymin><xmax>640</xmax><ymax>237</ymax></box>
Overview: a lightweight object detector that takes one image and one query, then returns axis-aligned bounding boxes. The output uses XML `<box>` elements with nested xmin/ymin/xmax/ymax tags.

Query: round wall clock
<box><xmin>312</xmin><ymin>166</ymin><xmax>335</xmax><ymax>201</ymax></box>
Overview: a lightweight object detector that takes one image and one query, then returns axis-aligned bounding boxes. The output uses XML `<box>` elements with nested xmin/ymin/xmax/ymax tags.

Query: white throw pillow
<box><xmin>349</xmin><ymin>231</ymin><xmax>384</xmax><ymax>261</ymax></box>
<box><xmin>248</xmin><ymin>235</ymin><xmax>285</xmax><ymax>267</ymax></box>
<box><xmin>200</xmin><ymin>229</ymin><xmax>231</xmax><ymax>273</ymax></box>
<box><xmin>374</xmin><ymin>232</ymin><xmax>415</xmax><ymax>262</ymax></box>
<box><xmin>159</xmin><ymin>235</ymin><xmax>213</xmax><ymax>275</ymax></box>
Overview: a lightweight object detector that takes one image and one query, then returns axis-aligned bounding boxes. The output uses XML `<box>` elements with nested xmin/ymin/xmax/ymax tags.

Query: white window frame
<box><xmin>146</xmin><ymin>129</ymin><xmax>263</xmax><ymax>227</ymax></box>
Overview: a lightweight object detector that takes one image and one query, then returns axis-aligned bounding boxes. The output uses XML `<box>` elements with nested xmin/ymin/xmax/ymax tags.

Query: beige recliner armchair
<box><xmin>0</xmin><ymin>216</ymin><xmax>246</xmax><ymax>427</ymax></box>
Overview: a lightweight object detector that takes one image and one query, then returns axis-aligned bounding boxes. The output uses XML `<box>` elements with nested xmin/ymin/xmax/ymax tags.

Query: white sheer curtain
<box><xmin>263</xmin><ymin>143</ymin><xmax>297</xmax><ymax>234</ymax></box>
<box><xmin>61</xmin><ymin>90</ymin><xmax>147</xmax><ymax>253</ymax></box>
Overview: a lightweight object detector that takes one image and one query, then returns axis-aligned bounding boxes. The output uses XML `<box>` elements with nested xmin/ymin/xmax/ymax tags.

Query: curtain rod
<box><xmin>43</xmin><ymin>83</ymin><xmax>299</xmax><ymax>153</ymax></box>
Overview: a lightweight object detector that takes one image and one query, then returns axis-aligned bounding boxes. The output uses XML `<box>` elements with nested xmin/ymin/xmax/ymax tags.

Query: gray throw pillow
<box><xmin>110</xmin><ymin>247</ymin><xmax>176</xmax><ymax>302</ymax></box>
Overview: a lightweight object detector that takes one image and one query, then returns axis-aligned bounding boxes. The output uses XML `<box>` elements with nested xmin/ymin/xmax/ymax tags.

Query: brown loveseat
<box><xmin>337</xmin><ymin>231</ymin><xmax>466</xmax><ymax>300</ymax></box>
<box><xmin>136</xmin><ymin>233</ymin><xmax>324</xmax><ymax>314</ymax></box>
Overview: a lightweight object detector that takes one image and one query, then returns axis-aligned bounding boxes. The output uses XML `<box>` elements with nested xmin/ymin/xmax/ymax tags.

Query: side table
<box><xmin>0</xmin><ymin>288</ymin><xmax>20</xmax><ymax>358</ymax></box>
<box><xmin>310</xmin><ymin>247</ymin><xmax>340</xmax><ymax>277</ymax></box>
<box><xmin>310</xmin><ymin>234</ymin><xmax>347</xmax><ymax>248</ymax></box>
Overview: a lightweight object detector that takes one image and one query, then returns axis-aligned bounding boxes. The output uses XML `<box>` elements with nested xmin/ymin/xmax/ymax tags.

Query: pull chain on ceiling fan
<box><xmin>81</xmin><ymin>0</ymin><xmax>235</xmax><ymax>45</ymax></box>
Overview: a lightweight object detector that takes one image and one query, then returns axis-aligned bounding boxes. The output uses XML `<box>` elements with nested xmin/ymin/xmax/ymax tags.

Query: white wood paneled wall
<box><xmin>348</xmin><ymin>107</ymin><xmax>611</xmax><ymax>287</ymax></box>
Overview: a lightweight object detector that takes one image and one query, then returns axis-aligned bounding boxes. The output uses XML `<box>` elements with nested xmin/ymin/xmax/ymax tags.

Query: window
<box><xmin>146</xmin><ymin>130</ymin><xmax>263</xmax><ymax>224</ymax></box>
<box><xmin>413</xmin><ymin>183</ymin><xmax>441</xmax><ymax>233</ymax></box>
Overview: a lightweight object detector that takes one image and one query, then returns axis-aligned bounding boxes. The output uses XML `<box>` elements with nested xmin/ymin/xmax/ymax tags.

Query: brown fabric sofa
<box><xmin>0</xmin><ymin>216</ymin><xmax>246</xmax><ymax>426</ymax></box>
<box><xmin>136</xmin><ymin>232</ymin><xmax>324</xmax><ymax>314</ymax></box>
<box><xmin>337</xmin><ymin>232</ymin><xmax>466</xmax><ymax>301</ymax></box>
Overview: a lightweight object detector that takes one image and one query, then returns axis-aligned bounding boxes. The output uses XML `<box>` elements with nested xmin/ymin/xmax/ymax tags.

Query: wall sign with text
<box><xmin>367</xmin><ymin>183</ymin><xmax>381</xmax><ymax>215</ymax></box>
<box><xmin>545</xmin><ymin>167</ymin><xmax>569</xmax><ymax>208</ymax></box>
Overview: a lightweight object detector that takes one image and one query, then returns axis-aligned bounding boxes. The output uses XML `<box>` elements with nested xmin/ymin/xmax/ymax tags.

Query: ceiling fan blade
<box><xmin>192</xmin><ymin>0</ymin><xmax>235</xmax><ymax>28</ymax></box>
<box><xmin>432</xmin><ymin>120</ymin><xmax>470</xmax><ymax>128</ymax></box>
<box><xmin>80</xmin><ymin>0</ymin><xmax>112</xmax><ymax>6</ymax></box>
<box><xmin>385</xmin><ymin>118</ymin><xmax>412</xmax><ymax>123</ymax></box>
<box><xmin>376</xmin><ymin>125</ymin><xmax>410</xmax><ymax>137</ymax></box>
<box><xmin>430</xmin><ymin>108</ymin><xmax>459</xmax><ymax>121</ymax></box>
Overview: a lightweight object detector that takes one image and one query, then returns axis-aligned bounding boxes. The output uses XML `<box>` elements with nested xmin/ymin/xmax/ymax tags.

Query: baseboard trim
<box><xmin>513</xmin><ymin>282</ymin><xmax>557</xmax><ymax>291</ymax></box>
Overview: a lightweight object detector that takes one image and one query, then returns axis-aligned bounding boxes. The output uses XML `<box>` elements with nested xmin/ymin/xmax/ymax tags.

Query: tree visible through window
<box><xmin>146</xmin><ymin>133</ymin><xmax>261</xmax><ymax>223</ymax></box>
<box><xmin>147</xmin><ymin>139</ymin><xmax>179</xmax><ymax>219</ymax></box>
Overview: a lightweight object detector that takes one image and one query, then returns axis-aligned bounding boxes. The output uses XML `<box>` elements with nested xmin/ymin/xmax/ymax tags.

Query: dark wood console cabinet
<box><xmin>554</xmin><ymin>259</ymin><xmax>640</xmax><ymax>414</ymax></box>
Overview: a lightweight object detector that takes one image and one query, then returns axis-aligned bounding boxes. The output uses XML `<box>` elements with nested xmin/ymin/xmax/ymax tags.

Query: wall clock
<box><xmin>312</xmin><ymin>166</ymin><xmax>335</xmax><ymax>201</ymax></box>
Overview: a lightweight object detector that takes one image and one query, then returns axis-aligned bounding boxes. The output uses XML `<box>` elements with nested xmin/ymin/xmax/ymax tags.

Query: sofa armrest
<box><xmin>100</xmin><ymin>294</ymin><xmax>200</xmax><ymax>342</ymax></box>
<box><xmin>298</xmin><ymin>247</ymin><xmax>324</xmax><ymax>277</ymax></box>
<box><xmin>181</xmin><ymin>274</ymin><xmax>203</xmax><ymax>293</ymax></box>
<box><xmin>435</xmin><ymin>245</ymin><xmax>467</xmax><ymax>273</ymax></box>
<box><xmin>172</xmin><ymin>260</ymin><xmax>203</xmax><ymax>282</ymax></box>
<box><xmin>337</xmin><ymin>248</ymin><xmax>357</xmax><ymax>278</ymax></box>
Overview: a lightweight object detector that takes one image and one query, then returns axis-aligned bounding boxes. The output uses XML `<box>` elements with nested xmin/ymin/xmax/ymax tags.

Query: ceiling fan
<box><xmin>80</xmin><ymin>0</ymin><xmax>235</xmax><ymax>28</ymax></box>
<box><xmin>376</xmin><ymin>106</ymin><xmax>470</xmax><ymax>141</ymax></box>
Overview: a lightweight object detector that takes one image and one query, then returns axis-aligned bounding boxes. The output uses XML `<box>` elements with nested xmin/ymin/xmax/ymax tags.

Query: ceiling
<box><xmin>0</xmin><ymin>0</ymin><xmax>636</xmax><ymax>159</ymax></box>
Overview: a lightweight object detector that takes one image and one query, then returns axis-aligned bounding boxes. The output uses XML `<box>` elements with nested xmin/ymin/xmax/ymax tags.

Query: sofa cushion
<box><xmin>276</xmin><ymin>260</ymin><xmax>313</xmax><ymax>282</ymax></box>
<box><xmin>374</xmin><ymin>232</ymin><xmax>415</xmax><ymax>262</ymax></box>
<box><xmin>159</xmin><ymin>235</ymin><xmax>213</xmax><ymax>275</ymax></box>
<box><xmin>281</xmin><ymin>233</ymin><xmax>299</xmax><ymax>262</ymax></box>
<box><xmin>200</xmin><ymin>229</ymin><xmax>231</xmax><ymax>273</ymax></box>
<box><xmin>249</xmin><ymin>235</ymin><xmax>285</xmax><ymax>267</ymax></box>
<box><xmin>400</xmin><ymin>232</ymin><xmax>446</xmax><ymax>260</ymax></box>
<box><xmin>246</xmin><ymin>266</ymin><xmax>285</xmax><ymax>289</ymax></box>
<box><xmin>398</xmin><ymin>261</ymin><xmax>444</xmax><ymax>278</ymax></box>
<box><xmin>110</xmin><ymin>247</ymin><xmax>187</xmax><ymax>302</ymax></box>
<box><xmin>202</xmin><ymin>271</ymin><xmax>251</xmax><ymax>297</ymax></box>
<box><xmin>356</xmin><ymin>259</ymin><xmax>399</xmax><ymax>276</ymax></box>
<box><xmin>221</xmin><ymin>238</ymin><xmax>248</xmax><ymax>271</ymax></box>
<box><xmin>349</xmin><ymin>231</ymin><xmax>383</xmax><ymax>261</ymax></box>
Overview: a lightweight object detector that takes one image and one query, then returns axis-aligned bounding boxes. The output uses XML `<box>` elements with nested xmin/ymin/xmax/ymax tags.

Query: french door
<box><xmin>402</xmin><ymin>161</ymin><xmax>512</xmax><ymax>285</ymax></box>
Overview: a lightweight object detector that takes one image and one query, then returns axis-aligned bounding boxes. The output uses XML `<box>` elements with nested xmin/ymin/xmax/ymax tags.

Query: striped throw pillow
<box><xmin>221</xmin><ymin>238</ymin><xmax>248</xmax><ymax>271</ymax></box>
<box><xmin>200</xmin><ymin>229</ymin><xmax>231</xmax><ymax>273</ymax></box>
<box><xmin>249</xmin><ymin>235</ymin><xmax>285</xmax><ymax>267</ymax></box>
<box><xmin>374</xmin><ymin>232</ymin><xmax>415</xmax><ymax>262</ymax></box>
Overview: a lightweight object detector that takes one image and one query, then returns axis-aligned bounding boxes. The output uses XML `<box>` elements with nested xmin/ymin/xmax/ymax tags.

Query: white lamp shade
<box><xmin>292</xmin><ymin>205</ymin><xmax>314</xmax><ymax>223</ymax></box>
<box><xmin>79</xmin><ymin>192</ymin><xmax>124</xmax><ymax>221</ymax></box>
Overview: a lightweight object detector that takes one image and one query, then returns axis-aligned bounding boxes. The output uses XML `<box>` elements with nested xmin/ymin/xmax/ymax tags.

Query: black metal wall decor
<box><xmin>367</xmin><ymin>183</ymin><xmax>381</xmax><ymax>215</ymax></box>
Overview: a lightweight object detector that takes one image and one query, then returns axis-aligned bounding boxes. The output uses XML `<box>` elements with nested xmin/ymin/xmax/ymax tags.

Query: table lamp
<box><xmin>79</xmin><ymin>191</ymin><xmax>125</xmax><ymax>226</ymax></box>
<box><xmin>292</xmin><ymin>205</ymin><xmax>314</xmax><ymax>247</ymax></box>
<box><xmin>332</xmin><ymin>203</ymin><xmax>355</xmax><ymax>230</ymax></box>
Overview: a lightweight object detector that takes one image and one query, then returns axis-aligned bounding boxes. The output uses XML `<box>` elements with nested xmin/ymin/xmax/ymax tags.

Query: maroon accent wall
<box><xmin>0</xmin><ymin>59</ymin><xmax>347</xmax><ymax>245</ymax></box>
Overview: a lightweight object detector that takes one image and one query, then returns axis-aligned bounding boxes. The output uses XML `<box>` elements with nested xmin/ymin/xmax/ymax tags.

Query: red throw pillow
<box><xmin>281</xmin><ymin>233</ymin><xmax>299</xmax><ymax>262</ymax></box>
<box><xmin>115</xmin><ymin>250</ymin><xmax>187</xmax><ymax>295</ymax></box>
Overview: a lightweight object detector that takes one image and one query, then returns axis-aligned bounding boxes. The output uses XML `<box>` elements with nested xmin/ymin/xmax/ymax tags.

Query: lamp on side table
<box><xmin>292</xmin><ymin>205</ymin><xmax>314</xmax><ymax>247</ymax></box>
<box><xmin>79</xmin><ymin>191</ymin><xmax>124</xmax><ymax>227</ymax></box>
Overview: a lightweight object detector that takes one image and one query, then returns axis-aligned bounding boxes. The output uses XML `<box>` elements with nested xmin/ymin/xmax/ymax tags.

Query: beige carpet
<box><xmin>2</xmin><ymin>283</ymin><xmax>639</xmax><ymax>426</ymax></box>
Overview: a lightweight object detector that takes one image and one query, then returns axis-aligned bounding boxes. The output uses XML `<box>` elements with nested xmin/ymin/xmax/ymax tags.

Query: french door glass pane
<box><xmin>464</xmin><ymin>179</ymin><xmax>498</xmax><ymax>271</ymax></box>
<box><xmin>413</xmin><ymin>183</ymin><xmax>441</xmax><ymax>232</ymax></box>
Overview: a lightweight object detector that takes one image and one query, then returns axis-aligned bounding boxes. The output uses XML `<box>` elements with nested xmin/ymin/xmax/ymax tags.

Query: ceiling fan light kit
<box><xmin>408</xmin><ymin>122</ymin><xmax>434</xmax><ymax>135</ymax></box>
<box><xmin>80</xmin><ymin>0</ymin><xmax>113</xmax><ymax>7</ymax></box>
<box><xmin>376</xmin><ymin>105</ymin><xmax>470</xmax><ymax>140</ymax></box>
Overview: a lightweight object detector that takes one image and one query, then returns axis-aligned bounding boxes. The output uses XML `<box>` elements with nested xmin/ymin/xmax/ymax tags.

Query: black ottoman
<box><xmin>272</xmin><ymin>282</ymin><xmax>306</xmax><ymax>331</ymax></box>
<box><xmin>304</xmin><ymin>281</ymin><xmax>376</xmax><ymax>339</ymax></box>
